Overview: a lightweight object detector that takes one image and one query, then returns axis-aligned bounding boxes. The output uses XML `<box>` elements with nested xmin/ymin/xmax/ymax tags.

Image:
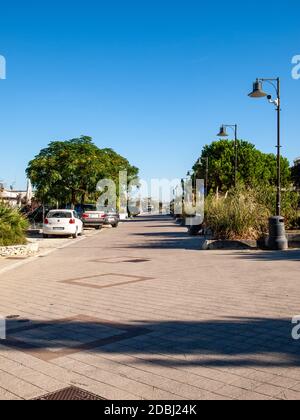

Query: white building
<box><xmin>0</xmin><ymin>188</ymin><xmax>27</xmax><ymax>207</ymax></box>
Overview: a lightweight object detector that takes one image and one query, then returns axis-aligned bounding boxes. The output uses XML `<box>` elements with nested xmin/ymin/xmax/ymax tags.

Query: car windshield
<box><xmin>48</xmin><ymin>212</ymin><xmax>72</xmax><ymax>219</ymax></box>
<box><xmin>83</xmin><ymin>205</ymin><xmax>97</xmax><ymax>211</ymax></box>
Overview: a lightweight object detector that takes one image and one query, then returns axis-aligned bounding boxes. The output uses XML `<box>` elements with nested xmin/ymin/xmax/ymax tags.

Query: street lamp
<box><xmin>217</xmin><ymin>124</ymin><xmax>238</xmax><ymax>188</ymax></box>
<box><xmin>248</xmin><ymin>77</ymin><xmax>288</xmax><ymax>250</ymax></box>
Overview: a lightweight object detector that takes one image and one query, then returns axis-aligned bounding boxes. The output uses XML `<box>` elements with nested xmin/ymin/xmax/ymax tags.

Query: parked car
<box><xmin>82</xmin><ymin>205</ymin><xmax>120</xmax><ymax>229</ymax></box>
<box><xmin>103</xmin><ymin>207</ymin><xmax>120</xmax><ymax>228</ymax></box>
<box><xmin>43</xmin><ymin>210</ymin><xmax>83</xmax><ymax>239</ymax></box>
<box><xmin>75</xmin><ymin>204</ymin><xmax>97</xmax><ymax>217</ymax></box>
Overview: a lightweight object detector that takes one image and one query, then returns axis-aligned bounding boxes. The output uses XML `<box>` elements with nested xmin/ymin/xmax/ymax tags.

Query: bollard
<box><xmin>268</xmin><ymin>216</ymin><xmax>288</xmax><ymax>251</ymax></box>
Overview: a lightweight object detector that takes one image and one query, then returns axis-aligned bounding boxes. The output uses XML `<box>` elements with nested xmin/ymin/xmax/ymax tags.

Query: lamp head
<box><xmin>217</xmin><ymin>125</ymin><xmax>228</xmax><ymax>137</ymax></box>
<box><xmin>248</xmin><ymin>80</ymin><xmax>268</xmax><ymax>98</ymax></box>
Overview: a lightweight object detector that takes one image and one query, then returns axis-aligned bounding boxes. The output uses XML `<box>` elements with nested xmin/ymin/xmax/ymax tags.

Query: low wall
<box><xmin>287</xmin><ymin>233</ymin><xmax>300</xmax><ymax>248</ymax></box>
<box><xmin>0</xmin><ymin>242</ymin><xmax>39</xmax><ymax>258</ymax></box>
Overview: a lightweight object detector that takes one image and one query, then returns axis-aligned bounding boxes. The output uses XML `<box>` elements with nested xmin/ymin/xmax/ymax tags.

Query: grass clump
<box><xmin>205</xmin><ymin>188</ymin><xmax>270</xmax><ymax>240</ymax></box>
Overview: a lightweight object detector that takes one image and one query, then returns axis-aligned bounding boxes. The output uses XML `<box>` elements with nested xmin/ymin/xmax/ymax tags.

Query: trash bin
<box><xmin>268</xmin><ymin>216</ymin><xmax>288</xmax><ymax>250</ymax></box>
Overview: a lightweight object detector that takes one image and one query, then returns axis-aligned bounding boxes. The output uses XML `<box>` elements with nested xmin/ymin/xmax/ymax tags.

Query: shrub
<box><xmin>205</xmin><ymin>185</ymin><xmax>300</xmax><ymax>240</ymax></box>
<box><xmin>205</xmin><ymin>187</ymin><xmax>270</xmax><ymax>240</ymax></box>
<box><xmin>254</xmin><ymin>185</ymin><xmax>299</xmax><ymax>229</ymax></box>
<box><xmin>0</xmin><ymin>203</ymin><xmax>29</xmax><ymax>246</ymax></box>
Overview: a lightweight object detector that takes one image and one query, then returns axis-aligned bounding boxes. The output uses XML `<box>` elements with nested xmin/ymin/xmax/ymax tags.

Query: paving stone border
<box><xmin>201</xmin><ymin>234</ymin><xmax>300</xmax><ymax>251</ymax></box>
<box><xmin>0</xmin><ymin>242</ymin><xmax>39</xmax><ymax>258</ymax></box>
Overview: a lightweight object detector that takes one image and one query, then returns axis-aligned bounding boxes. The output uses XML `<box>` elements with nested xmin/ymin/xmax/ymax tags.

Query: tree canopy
<box><xmin>193</xmin><ymin>139</ymin><xmax>291</xmax><ymax>192</ymax></box>
<box><xmin>291</xmin><ymin>162</ymin><xmax>300</xmax><ymax>190</ymax></box>
<box><xmin>26</xmin><ymin>136</ymin><xmax>139</xmax><ymax>206</ymax></box>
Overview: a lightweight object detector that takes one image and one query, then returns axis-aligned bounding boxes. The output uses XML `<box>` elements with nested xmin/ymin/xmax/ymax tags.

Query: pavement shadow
<box><xmin>233</xmin><ymin>250</ymin><xmax>300</xmax><ymax>262</ymax></box>
<box><xmin>3</xmin><ymin>317</ymin><xmax>300</xmax><ymax>368</ymax></box>
<box><xmin>121</xmin><ymin>238</ymin><xmax>204</xmax><ymax>251</ymax></box>
<box><xmin>119</xmin><ymin>231</ymin><xmax>204</xmax><ymax>250</ymax></box>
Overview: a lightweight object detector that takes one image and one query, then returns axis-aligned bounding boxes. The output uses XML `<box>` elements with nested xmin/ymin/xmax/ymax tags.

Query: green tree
<box><xmin>291</xmin><ymin>162</ymin><xmax>300</xmax><ymax>189</ymax></box>
<box><xmin>193</xmin><ymin>139</ymin><xmax>291</xmax><ymax>192</ymax></box>
<box><xmin>26</xmin><ymin>136</ymin><xmax>139</xmax><ymax>206</ymax></box>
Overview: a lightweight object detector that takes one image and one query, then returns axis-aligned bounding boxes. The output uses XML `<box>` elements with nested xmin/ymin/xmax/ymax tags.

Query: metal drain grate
<box><xmin>34</xmin><ymin>386</ymin><xmax>105</xmax><ymax>401</ymax></box>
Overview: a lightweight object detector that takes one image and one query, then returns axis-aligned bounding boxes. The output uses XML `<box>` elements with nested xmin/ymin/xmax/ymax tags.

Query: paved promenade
<box><xmin>0</xmin><ymin>216</ymin><xmax>300</xmax><ymax>400</ymax></box>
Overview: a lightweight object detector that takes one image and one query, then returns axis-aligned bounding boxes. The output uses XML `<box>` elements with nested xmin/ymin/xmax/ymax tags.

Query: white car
<box><xmin>43</xmin><ymin>210</ymin><xmax>83</xmax><ymax>239</ymax></box>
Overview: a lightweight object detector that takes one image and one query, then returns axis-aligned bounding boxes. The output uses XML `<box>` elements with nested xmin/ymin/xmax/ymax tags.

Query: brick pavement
<box><xmin>0</xmin><ymin>215</ymin><xmax>299</xmax><ymax>400</ymax></box>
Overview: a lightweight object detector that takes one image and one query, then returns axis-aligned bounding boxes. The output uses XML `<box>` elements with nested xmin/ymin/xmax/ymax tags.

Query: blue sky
<box><xmin>0</xmin><ymin>0</ymin><xmax>299</xmax><ymax>189</ymax></box>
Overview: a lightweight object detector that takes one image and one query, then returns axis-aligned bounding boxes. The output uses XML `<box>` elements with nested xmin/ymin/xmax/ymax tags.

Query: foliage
<box><xmin>253</xmin><ymin>185</ymin><xmax>299</xmax><ymax>229</ymax></box>
<box><xmin>26</xmin><ymin>136</ymin><xmax>139</xmax><ymax>206</ymax></box>
<box><xmin>204</xmin><ymin>185</ymin><xmax>300</xmax><ymax>240</ymax></box>
<box><xmin>0</xmin><ymin>203</ymin><xmax>29</xmax><ymax>246</ymax></box>
<box><xmin>194</xmin><ymin>139</ymin><xmax>291</xmax><ymax>192</ymax></box>
<box><xmin>291</xmin><ymin>162</ymin><xmax>300</xmax><ymax>189</ymax></box>
<box><xmin>204</xmin><ymin>187</ymin><xmax>270</xmax><ymax>240</ymax></box>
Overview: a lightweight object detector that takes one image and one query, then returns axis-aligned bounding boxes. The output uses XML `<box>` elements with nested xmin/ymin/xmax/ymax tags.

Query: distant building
<box><xmin>0</xmin><ymin>188</ymin><xmax>27</xmax><ymax>207</ymax></box>
<box><xmin>0</xmin><ymin>179</ymin><xmax>34</xmax><ymax>208</ymax></box>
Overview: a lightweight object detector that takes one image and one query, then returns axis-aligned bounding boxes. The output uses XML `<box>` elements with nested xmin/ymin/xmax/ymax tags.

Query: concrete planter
<box><xmin>287</xmin><ymin>233</ymin><xmax>300</xmax><ymax>249</ymax></box>
<box><xmin>0</xmin><ymin>242</ymin><xmax>39</xmax><ymax>258</ymax></box>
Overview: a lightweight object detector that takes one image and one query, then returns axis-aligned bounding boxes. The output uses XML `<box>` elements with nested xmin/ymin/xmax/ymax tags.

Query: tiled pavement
<box><xmin>0</xmin><ymin>215</ymin><xmax>300</xmax><ymax>400</ymax></box>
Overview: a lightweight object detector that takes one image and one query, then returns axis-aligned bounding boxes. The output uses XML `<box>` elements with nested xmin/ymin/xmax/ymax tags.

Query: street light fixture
<box><xmin>248</xmin><ymin>77</ymin><xmax>288</xmax><ymax>250</ymax></box>
<box><xmin>248</xmin><ymin>80</ymin><xmax>268</xmax><ymax>98</ymax></box>
<box><xmin>217</xmin><ymin>124</ymin><xmax>239</xmax><ymax>188</ymax></box>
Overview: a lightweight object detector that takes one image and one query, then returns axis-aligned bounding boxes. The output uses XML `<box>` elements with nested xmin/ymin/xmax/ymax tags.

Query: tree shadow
<box><xmin>234</xmin><ymin>250</ymin><xmax>300</xmax><ymax>262</ymax></box>
<box><xmin>108</xmin><ymin>227</ymin><xmax>203</xmax><ymax>251</ymax></box>
<box><xmin>3</xmin><ymin>317</ymin><xmax>300</xmax><ymax>368</ymax></box>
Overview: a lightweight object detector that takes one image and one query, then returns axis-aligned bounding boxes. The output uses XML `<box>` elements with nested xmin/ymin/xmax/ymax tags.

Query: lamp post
<box><xmin>198</xmin><ymin>157</ymin><xmax>209</xmax><ymax>196</ymax></box>
<box><xmin>217</xmin><ymin>124</ymin><xmax>238</xmax><ymax>188</ymax></box>
<box><xmin>248</xmin><ymin>78</ymin><xmax>288</xmax><ymax>250</ymax></box>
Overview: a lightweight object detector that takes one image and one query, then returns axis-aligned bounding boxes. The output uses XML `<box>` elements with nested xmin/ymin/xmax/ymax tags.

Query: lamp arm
<box><xmin>223</xmin><ymin>124</ymin><xmax>238</xmax><ymax>138</ymax></box>
<box><xmin>259</xmin><ymin>78</ymin><xmax>279</xmax><ymax>97</ymax></box>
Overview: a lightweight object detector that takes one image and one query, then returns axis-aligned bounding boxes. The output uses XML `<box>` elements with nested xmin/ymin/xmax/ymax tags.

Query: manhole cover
<box><xmin>34</xmin><ymin>387</ymin><xmax>105</xmax><ymax>401</ymax></box>
<box><xmin>124</xmin><ymin>259</ymin><xmax>150</xmax><ymax>263</ymax></box>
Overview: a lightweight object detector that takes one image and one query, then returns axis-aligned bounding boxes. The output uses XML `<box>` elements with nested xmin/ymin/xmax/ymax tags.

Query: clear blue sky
<box><xmin>0</xmin><ymin>0</ymin><xmax>299</xmax><ymax>189</ymax></box>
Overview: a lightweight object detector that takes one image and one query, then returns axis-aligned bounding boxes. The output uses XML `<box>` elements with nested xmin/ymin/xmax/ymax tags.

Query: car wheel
<box><xmin>95</xmin><ymin>226</ymin><xmax>101</xmax><ymax>230</ymax></box>
<box><xmin>72</xmin><ymin>229</ymin><xmax>79</xmax><ymax>239</ymax></box>
<box><xmin>112</xmin><ymin>223</ymin><xmax>119</xmax><ymax>228</ymax></box>
<box><xmin>43</xmin><ymin>234</ymin><xmax>49</xmax><ymax>239</ymax></box>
